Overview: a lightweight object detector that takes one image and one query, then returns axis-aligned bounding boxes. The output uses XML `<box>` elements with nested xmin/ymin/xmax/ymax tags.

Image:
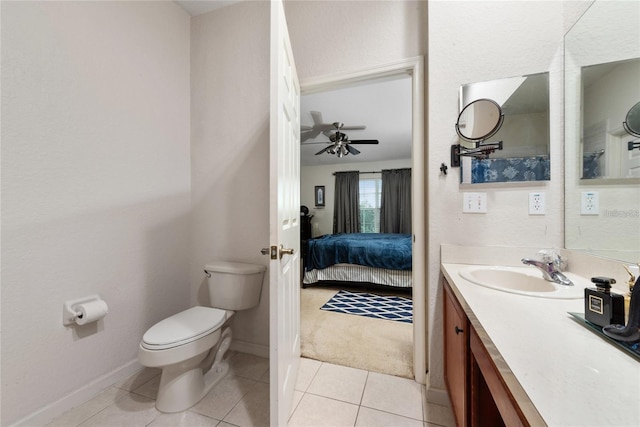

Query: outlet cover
<box><xmin>581</xmin><ymin>191</ymin><xmax>599</xmax><ymax>215</ymax></box>
<box><xmin>463</xmin><ymin>192</ymin><xmax>487</xmax><ymax>213</ymax></box>
<box><xmin>529</xmin><ymin>192</ymin><xmax>546</xmax><ymax>215</ymax></box>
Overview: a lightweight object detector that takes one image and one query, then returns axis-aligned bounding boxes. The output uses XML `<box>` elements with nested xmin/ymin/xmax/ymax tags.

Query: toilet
<box><xmin>138</xmin><ymin>260</ymin><xmax>266</xmax><ymax>413</ymax></box>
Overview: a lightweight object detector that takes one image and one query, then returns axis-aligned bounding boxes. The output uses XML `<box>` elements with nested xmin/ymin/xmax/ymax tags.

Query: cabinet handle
<box><xmin>455</xmin><ymin>326</ymin><xmax>464</xmax><ymax>335</ymax></box>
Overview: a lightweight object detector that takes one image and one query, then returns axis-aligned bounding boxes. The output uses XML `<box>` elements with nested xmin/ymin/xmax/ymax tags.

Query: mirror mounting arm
<box><xmin>450</xmin><ymin>140</ymin><xmax>503</xmax><ymax>167</ymax></box>
<box><xmin>628</xmin><ymin>141</ymin><xmax>640</xmax><ymax>151</ymax></box>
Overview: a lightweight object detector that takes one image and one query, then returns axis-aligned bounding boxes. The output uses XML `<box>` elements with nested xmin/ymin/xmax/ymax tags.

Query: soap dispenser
<box><xmin>584</xmin><ymin>277</ymin><xmax>625</xmax><ymax>328</ymax></box>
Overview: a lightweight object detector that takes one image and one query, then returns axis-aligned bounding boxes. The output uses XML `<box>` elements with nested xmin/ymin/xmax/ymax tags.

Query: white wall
<box><xmin>301</xmin><ymin>159</ymin><xmax>412</xmax><ymax>236</ymax></box>
<box><xmin>583</xmin><ymin>61</ymin><xmax>640</xmax><ymax>132</ymax></box>
<box><xmin>1</xmin><ymin>2</ymin><xmax>191</xmax><ymax>425</ymax></box>
<box><xmin>284</xmin><ymin>1</ymin><xmax>428</xmax><ymax>81</ymax></box>
<box><xmin>427</xmin><ymin>1</ymin><xmax>569</xmax><ymax>394</ymax></box>
<box><xmin>190</xmin><ymin>1</ymin><xmax>271</xmax><ymax>353</ymax></box>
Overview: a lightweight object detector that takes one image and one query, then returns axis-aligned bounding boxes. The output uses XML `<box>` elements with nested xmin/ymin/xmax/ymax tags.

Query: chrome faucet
<box><xmin>521</xmin><ymin>258</ymin><xmax>574</xmax><ymax>286</ymax></box>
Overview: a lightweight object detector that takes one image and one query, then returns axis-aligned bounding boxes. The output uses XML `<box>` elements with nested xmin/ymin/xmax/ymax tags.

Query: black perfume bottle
<box><xmin>584</xmin><ymin>277</ymin><xmax>625</xmax><ymax>328</ymax></box>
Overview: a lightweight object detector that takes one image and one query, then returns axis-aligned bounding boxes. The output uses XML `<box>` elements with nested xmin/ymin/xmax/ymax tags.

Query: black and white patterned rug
<box><xmin>320</xmin><ymin>290</ymin><xmax>412</xmax><ymax>323</ymax></box>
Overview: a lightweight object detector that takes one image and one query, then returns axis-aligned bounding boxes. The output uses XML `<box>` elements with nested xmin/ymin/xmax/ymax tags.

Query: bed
<box><xmin>302</xmin><ymin>233</ymin><xmax>412</xmax><ymax>290</ymax></box>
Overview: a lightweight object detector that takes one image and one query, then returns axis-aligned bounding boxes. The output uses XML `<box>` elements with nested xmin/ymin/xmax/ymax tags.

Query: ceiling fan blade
<box><xmin>310</xmin><ymin>111</ymin><xmax>324</xmax><ymax>125</ymax></box>
<box><xmin>315</xmin><ymin>146</ymin><xmax>332</xmax><ymax>155</ymax></box>
<box><xmin>345</xmin><ymin>145</ymin><xmax>361</xmax><ymax>155</ymax></box>
<box><xmin>301</xmin><ymin>130</ymin><xmax>320</xmax><ymax>142</ymax></box>
<box><xmin>349</xmin><ymin>139</ymin><xmax>379</xmax><ymax>144</ymax></box>
<box><xmin>341</xmin><ymin>125</ymin><xmax>366</xmax><ymax>131</ymax></box>
<box><xmin>302</xmin><ymin>111</ymin><xmax>338</xmax><ymax>142</ymax></box>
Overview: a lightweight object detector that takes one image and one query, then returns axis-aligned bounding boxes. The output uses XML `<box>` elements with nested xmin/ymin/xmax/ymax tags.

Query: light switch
<box><xmin>463</xmin><ymin>192</ymin><xmax>487</xmax><ymax>213</ymax></box>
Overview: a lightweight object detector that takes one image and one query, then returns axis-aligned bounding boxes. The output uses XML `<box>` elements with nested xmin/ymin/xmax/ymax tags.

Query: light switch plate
<box><xmin>529</xmin><ymin>192</ymin><xmax>546</xmax><ymax>215</ymax></box>
<box><xmin>581</xmin><ymin>191</ymin><xmax>599</xmax><ymax>215</ymax></box>
<box><xmin>463</xmin><ymin>192</ymin><xmax>487</xmax><ymax>213</ymax></box>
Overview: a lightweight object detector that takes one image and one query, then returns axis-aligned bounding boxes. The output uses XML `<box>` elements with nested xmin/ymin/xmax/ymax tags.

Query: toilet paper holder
<box><xmin>62</xmin><ymin>294</ymin><xmax>106</xmax><ymax>326</ymax></box>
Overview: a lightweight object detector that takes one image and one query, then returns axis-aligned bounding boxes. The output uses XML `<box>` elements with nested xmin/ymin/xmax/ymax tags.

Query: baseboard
<box><xmin>426</xmin><ymin>385</ymin><xmax>451</xmax><ymax>407</ymax></box>
<box><xmin>230</xmin><ymin>339</ymin><xmax>269</xmax><ymax>359</ymax></box>
<box><xmin>11</xmin><ymin>359</ymin><xmax>143</xmax><ymax>427</ymax></box>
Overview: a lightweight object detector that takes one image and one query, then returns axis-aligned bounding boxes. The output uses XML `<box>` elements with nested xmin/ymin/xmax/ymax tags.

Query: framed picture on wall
<box><xmin>314</xmin><ymin>186</ymin><xmax>325</xmax><ymax>207</ymax></box>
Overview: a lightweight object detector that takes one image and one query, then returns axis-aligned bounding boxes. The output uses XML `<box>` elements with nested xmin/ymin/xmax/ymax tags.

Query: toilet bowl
<box><xmin>138</xmin><ymin>261</ymin><xmax>266</xmax><ymax>413</ymax></box>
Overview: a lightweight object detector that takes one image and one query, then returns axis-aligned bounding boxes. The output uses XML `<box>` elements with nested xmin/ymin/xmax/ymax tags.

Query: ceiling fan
<box><xmin>307</xmin><ymin>122</ymin><xmax>379</xmax><ymax>158</ymax></box>
<box><xmin>300</xmin><ymin>111</ymin><xmax>367</xmax><ymax>142</ymax></box>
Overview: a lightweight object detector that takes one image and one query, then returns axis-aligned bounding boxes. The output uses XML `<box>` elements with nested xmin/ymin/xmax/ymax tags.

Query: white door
<box><xmin>269</xmin><ymin>0</ymin><xmax>301</xmax><ymax>425</ymax></box>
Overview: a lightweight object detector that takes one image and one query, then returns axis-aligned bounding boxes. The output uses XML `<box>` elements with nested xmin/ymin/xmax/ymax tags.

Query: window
<box><xmin>359</xmin><ymin>178</ymin><xmax>381</xmax><ymax>233</ymax></box>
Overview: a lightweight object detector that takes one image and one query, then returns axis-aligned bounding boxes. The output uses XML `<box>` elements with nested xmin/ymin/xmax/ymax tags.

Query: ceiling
<box><xmin>175</xmin><ymin>1</ymin><xmax>239</xmax><ymax>16</ymax></box>
<box><xmin>301</xmin><ymin>75</ymin><xmax>412</xmax><ymax>167</ymax></box>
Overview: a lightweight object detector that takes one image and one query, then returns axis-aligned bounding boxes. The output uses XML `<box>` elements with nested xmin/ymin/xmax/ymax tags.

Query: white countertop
<box><xmin>441</xmin><ymin>262</ymin><xmax>640</xmax><ymax>427</ymax></box>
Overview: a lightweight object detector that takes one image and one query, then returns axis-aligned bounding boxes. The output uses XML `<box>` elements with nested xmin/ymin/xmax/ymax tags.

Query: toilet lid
<box><xmin>142</xmin><ymin>306</ymin><xmax>227</xmax><ymax>350</ymax></box>
<box><xmin>204</xmin><ymin>260</ymin><xmax>266</xmax><ymax>275</ymax></box>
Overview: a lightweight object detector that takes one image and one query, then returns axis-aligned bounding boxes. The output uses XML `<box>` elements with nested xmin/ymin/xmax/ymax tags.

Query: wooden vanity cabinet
<box><xmin>444</xmin><ymin>280</ymin><xmax>469</xmax><ymax>426</ymax></box>
<box><xmin>444</xmin><ymin>279</ymin><xmax>529</xmax><ymax>427</ymax></box>
<box><xmin>470</xmin><ymin>328</ymin><xmax>525</xmax><ymax>426</ymax></box>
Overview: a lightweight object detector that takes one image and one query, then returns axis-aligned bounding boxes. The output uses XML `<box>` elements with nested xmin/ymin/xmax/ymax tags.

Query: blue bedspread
<box><xmin>305</xmin><ymin>233</ymin><xmax>412</xmax><ymax>271</ymax></box>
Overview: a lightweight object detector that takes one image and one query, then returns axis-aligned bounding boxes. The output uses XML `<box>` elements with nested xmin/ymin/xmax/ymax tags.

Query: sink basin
<box><xmin>459</xmin><ymin>266</ymin><xmax>585</xmax><ymax>299</ymax></box>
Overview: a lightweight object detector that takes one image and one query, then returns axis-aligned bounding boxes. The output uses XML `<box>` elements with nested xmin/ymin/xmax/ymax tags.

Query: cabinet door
<box><xmin>470</xmin><ymin>327</ymin><xmax>526</xmax><ymax>427</ymax></box>
<box><xmin>444</xmin><ymin>280</ymin><xmax>469</xmax><ymax>427</ymax></box>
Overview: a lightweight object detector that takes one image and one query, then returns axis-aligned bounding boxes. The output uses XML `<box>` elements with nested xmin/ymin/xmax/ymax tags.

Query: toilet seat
<box><xmin>142</xmin><ymin>306</ymin><xmax>227</xmax><ymax>350</ymax></box>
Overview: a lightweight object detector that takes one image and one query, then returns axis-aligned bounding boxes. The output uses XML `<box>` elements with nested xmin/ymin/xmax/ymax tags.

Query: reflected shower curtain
<box><xmin>333</xmin><ymin>171</ymin><xmax>360</xmax><ymax>234</ymax></box>
<box><xmin>380</xmin><ymin>168</ymin><xmax>411</xmax><ymax>234</ymax></box>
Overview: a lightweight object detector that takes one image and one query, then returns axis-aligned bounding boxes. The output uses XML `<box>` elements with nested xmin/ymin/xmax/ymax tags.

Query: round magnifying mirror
<box><xmin>455</xmin><ymin>98</ymin><xmax>504</xmax><ymax>142</ymax></box>
<box><xmin>623</xmin><ymin>101</ymin><xmax>640</xmax><ymax>138</ymax></box>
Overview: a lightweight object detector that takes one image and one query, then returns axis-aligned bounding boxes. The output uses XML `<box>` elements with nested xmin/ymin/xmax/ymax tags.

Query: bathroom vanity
<box><xmin>444</xmin><ymin>279</ymin><xmax>540</xmax><ymax>426</ymax></box>
<box><xmin>441</xmin><ymin>245</ymin><xmax>640</xmax><ymax>427</ymax></box>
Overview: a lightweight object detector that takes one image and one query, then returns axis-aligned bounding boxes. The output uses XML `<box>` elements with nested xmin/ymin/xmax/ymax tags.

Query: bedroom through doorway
<box><xmin>298</xmin><ymin>59</ymin><xmax>425</xmax><ymax>381</ymax></box>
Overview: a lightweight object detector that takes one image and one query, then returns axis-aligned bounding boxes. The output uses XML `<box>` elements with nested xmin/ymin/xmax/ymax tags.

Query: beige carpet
<box><xmin>300</xmin><ymin>286</ymin><xmax>413</xmax><ymax>378</ymax></box>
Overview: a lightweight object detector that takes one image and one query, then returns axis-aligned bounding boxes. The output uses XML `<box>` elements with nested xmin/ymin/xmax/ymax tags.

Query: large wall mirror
<box><xmin>458</xmin><ymin>73</ymin><xmax>550</xmax><ymax>184</ymax></box>
<box><xmin>565</xmin><ymin>0</ymin><xmax>640</xmax><ymax>263</ymax></box>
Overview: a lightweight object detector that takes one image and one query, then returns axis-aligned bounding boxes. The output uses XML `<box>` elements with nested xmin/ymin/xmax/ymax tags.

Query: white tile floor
<box><xmin>47</xmin><ymin>353</ymin><xmax>454</xmax><ymax>427</ymax></box>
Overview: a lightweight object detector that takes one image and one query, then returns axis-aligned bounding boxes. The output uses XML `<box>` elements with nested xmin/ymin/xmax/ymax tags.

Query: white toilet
<box><xmin>138</xmin><ymin>260</ymin><xmax>266</xmax><ymax>413</ymax></box>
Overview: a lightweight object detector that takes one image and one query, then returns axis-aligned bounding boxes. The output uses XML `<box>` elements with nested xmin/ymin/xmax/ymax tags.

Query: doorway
<box><xmin>298</xmin><ymin>58</ymin><xmax>426</xmax><ymax>383</ymax></box>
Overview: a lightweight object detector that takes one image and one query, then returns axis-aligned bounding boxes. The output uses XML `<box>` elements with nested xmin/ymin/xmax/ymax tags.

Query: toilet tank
<box><xmin>204</xmin><ymin>261</ymin><xmax>266</xmax><ymax>311</ymax></box>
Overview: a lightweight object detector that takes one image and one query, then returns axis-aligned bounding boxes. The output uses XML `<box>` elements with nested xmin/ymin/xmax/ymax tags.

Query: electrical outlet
<box><xmin>463</xmin><ymin>192</ymin><xmax>487</xmax><ymax>213</ymax></box>
<box><xmin>581</xmin><ymin>191</ymin><xmax>599</xmax><ymax>215</ymax></box>
<box><xmin>529</xmin><ymin>192</ymin><xmax>546</xmax><ymax>215</ymax></box>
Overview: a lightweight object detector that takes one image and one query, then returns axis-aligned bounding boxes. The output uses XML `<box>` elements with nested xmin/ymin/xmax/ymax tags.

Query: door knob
<box><xmin>261</xmin><ymin>246</ymin><xmax>294</xmax><ymax>259</ymax></box>
<box><xmin>279</xmin><ymin>246</ymin><xmax>294</xmax><ymax>259</ymax></box>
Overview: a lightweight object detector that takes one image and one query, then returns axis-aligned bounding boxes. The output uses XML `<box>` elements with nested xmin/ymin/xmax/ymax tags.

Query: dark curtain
<box><xmin>380</xmin><ymin>168</ymin><xmax>411</xmax><ymax>234</ymax></box>
<box><xmin>333</xmin><ymin>171</ymin><xmax>360</xmax><ymax>234</ymax></box>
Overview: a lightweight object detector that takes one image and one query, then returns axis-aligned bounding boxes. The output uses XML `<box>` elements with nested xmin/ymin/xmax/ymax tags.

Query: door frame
<box><xmin>299</xmin><ymin>57</ymin><xmax>427</xmax><ymax>383</ymax></box>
